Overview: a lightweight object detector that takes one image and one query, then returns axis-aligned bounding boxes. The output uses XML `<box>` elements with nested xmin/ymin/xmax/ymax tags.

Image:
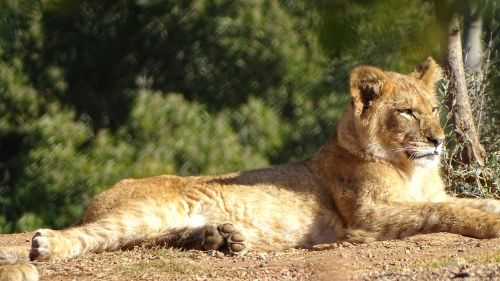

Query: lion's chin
<box><xmin>411</xmin><ymin>153</ymin><xmax>440</xmax><ymax>168</ymax></box>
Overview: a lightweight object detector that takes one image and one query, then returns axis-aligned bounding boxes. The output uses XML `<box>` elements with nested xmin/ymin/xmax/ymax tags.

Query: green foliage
<box><xmin>124</xmin><ymin>91</ymin><xmax>269</xmax><ymax>175</ymax></box>
<box><xmin>7</xmin><ymin>110</ymin><xmax>97</xmax><ymax>230</ymax></box>
<box><xmin>0</xmin><ymin>63</ymin><xmax>43</xmax><ymax>130</ymax></box>
<box><xmin>232</xmin><ymin>97</ymin><xmax>285</xmax><ymax>158</ymax></box>
<box><xmin>36</xmin><ymin>0</ymin><xmax>329</xmax><ymax>129</ymax></box>
<box><xmin>315</xmin><ymin>0</ymin><xmax>440</xmax><ymax>69</ymax></box>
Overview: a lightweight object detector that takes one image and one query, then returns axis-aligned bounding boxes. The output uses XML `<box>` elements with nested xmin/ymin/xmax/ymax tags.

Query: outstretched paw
<box><xmin>29</xmin><ymin>229</ymin><xmax>59</xmax><ymax>261</ymax></box>
<box><xmin>202</xmin><ymin>223</ymin><xmax>247</xmax><ymax>256</ymax></box>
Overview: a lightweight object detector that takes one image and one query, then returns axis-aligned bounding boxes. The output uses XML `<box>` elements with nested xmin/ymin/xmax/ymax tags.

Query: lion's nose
<box><xmin>427</xmin><ymin>136</ymin><xmax>444</xmax><ymax>147</ymax></box>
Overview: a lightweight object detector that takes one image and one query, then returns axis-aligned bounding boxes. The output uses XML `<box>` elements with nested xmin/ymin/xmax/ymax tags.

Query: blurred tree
<box><xmin>463</xmin><ymin>1</ymin><xmax>485</xmax><ymax>74</ymax></box>
<box><xmin>313</xmin><ymin>0</ymin><xmax>440</xmax><ymax>70</ymax></box>
<box><xmin>36</xmin><ymin>0</ymin><xmax>325</xmax><ymax>129</ymax></box>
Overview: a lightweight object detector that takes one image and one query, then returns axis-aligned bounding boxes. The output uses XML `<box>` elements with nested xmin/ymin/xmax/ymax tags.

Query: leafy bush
<box><xmin>439</xmin><ymin>40</ymin><xmax>500</xmax><ymax>199</ymax></box>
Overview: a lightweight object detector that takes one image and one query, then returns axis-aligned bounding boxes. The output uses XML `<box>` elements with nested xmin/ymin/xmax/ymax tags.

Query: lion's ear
<box><xmin>411</xmin><ymin>57</ymin><xmax>442</xmax><ymax>89</ymax></box>
<box><xmin>349</xmin><ymin>65</ymin><xmax>387</xmax><ymax>116</ymax></box>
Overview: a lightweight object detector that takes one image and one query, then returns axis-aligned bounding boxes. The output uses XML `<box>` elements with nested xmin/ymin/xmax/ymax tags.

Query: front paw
<box><xmin>29</xmin><ymin>229</ymin><xmax>59</xmax><ymax>261</ymax></box>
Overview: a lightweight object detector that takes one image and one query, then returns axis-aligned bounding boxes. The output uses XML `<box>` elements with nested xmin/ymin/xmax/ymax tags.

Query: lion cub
<box><xmin>28</xmin><ymin>58</ymin><xmax>500</xmax><ymax>262</ymax></box>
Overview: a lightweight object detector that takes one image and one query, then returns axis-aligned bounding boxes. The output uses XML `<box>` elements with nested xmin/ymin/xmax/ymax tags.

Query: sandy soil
<box><xmin>1</xmin><ymin>232</ymin><xmax>499</xmax><ymax>280</ymax></box>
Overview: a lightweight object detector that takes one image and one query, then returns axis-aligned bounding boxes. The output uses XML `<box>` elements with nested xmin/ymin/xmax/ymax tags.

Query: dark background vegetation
<box><xmin>0</xmin><ymin>0</ymin><xmax>498</xmax><ymax>233</ymax></box>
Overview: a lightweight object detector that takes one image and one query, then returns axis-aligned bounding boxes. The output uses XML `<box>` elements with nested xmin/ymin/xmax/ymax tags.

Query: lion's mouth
<box><xmin>405</xmin><ymin>149</ymin><xmax>440</xmax><ymax>161</ymax></box>
<box><xmin>410</xmin><ymin>151</ymin><xmax>439</xmax><ymax>159</ymax></box>
<box><xmin>405</xmin><ymin>149</ymin><xmax>441</xmax><ymax>167</ymax></box>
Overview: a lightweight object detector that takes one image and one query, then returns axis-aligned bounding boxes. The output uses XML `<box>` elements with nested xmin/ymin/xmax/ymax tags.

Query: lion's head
<box><xmin>340</xmin><ymin>57</ymin><xmax>445</xmax><ymax>169</ymax></box>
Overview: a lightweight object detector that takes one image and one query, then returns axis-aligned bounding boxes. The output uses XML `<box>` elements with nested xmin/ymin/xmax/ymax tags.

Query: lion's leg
<box><xmin>30</xmin><ymin>199</ymin><xmax>203</xmax><ymax>261</ymax></box>
<box><xmin>448</xmin><ymin>198</ymin><xmax>500</xmax><ymax>215</ymax></box>
<box><xmin>345</xmin><ymin>202</ymin><xmax>500</xmax><ymax>243</ymax></box>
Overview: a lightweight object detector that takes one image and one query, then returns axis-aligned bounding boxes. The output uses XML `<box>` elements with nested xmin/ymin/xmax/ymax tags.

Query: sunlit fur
<box><xmin>0</xmin><ymin>251</ymin><xmax>38</xmax><ymax>281</ymax></box>
<box><xmin>25</xmin><ymin>58</ymin><xmax>500</xmax><ymax>270</ymax></box>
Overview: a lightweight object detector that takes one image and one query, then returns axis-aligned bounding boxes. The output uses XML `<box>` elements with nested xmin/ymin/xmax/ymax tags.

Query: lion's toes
<box><xmin>29</xmin><ymin>229</ymin><xmax>58</xmax><ymax>261</ymax></box>
<box><xmin>217</xmin><ymin>223</ymin><xmax>237</xmax><ymax>235</ymax></box>
<box><xmin>217</xmin><ymin>223</ymin><xmax>247</xmax><ymax>256</ymax></box>
<box><xmin>201</xmin><ymin>223</ymin><xmax>247</xmax><ymax>255</ymax></box>
<box><xmin>227</xmin><ymin>231</ymin><xmax>247</xmax><ymax>255</ymax></box>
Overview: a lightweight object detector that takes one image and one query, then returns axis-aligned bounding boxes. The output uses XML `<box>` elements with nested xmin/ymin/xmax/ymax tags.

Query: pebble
<box><xmin>450</xmin><ymin>272</ymin><xmax>470</xmax><ymax>278</ymax></box>
<box><xmin>341</xmin><ymin>241</ymin><xmax>354</xmax><ymax>247</ymax></box>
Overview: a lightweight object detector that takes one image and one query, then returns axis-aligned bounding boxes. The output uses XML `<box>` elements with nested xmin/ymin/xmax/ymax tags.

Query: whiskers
<box><xmin>389</xmin><ymin>142</ymin><xmax>412</xmax><ymax>154</ymax></box>
<box><xmin>394</xmin><ymin>148</ymin><xmax>419</xmax><ymax>160</ymax></box>
<box><xmin>389</xmin><ymin>146</ymin><xmax>411</xmax><ymax>154</ymax></box>
<box><xmin>408</xmin><ymin>152</ymin><xmax>419</xmax><ymax>160</ymax></box>
<box><xmin>389</xmin><ymin>142</ymin><xmax>438</xmax><ymax>160</ymax></box>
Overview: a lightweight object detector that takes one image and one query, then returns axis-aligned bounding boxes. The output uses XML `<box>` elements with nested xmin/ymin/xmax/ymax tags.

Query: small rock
<box><xmin>257</xmin><ymin>253</ymin><xmax>268</xmax><ymax>260</ymax></box>
<box><xmin>312</xmin><ymin>243</ymin><xmax>337</xmax><ymax>251</ymax></box>
<box><xmin>451</xmin><ymin>272</ymin><xmax>470</xmax><ymax>278</ymax></box>
<box><xmin>341</xmin><ymin>241</ymin><xmax>354</xmax><ymax>247</ymax></box>
<box><xmin>207</xmin><ymin>250</ymin><xmax>224</xmax><ymax>259</ymax></box>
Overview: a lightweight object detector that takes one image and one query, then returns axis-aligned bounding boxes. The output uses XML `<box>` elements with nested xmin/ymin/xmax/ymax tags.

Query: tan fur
<box><xmin>0</xmin><ymin>251</ymin><xmax>38</xmax><ymax>281</ymax></box>
<box><xmin>28</xmin><ymin>58</ymin><xmax>500</xmax><ymax>263</ymax></box>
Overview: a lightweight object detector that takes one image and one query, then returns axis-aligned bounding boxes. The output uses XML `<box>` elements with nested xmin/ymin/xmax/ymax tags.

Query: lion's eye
<box><xmin>398</xmin><ymin>108</ymin><xmax>415</xmax><ymax>119</ymax></box>
<box><xmin>432</xmin><ymin>107</ymin><xmax>439</xmax><ymax>115</ymax></box>
<box><xmin>403</xmin><ymin>109</ymin><xmax>413</xmax><ymax>115</ymax></box>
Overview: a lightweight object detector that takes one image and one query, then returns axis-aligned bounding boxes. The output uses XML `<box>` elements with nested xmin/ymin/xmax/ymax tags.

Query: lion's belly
<box><xmin>186</xmin><ymin>184</ymin><xmax>340</xmax><ymax>250</ymax></box>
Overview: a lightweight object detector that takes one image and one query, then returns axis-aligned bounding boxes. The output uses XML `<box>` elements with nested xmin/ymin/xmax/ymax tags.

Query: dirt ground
<box><xmin>1</xmin><ymin>232</ymin><xmax>499</xmax><ymax>281</ymax></box>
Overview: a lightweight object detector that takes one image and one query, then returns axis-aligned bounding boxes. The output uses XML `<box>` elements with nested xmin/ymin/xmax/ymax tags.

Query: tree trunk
<box><xmin>463</xmin><ymin>15</ymin><xmax>483</xmax><ymax>74</ymax></box>
<box><xmin>442</xmin><ymin>16</ymin><xmax>486</xmax><ymax>165</ymax></box>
